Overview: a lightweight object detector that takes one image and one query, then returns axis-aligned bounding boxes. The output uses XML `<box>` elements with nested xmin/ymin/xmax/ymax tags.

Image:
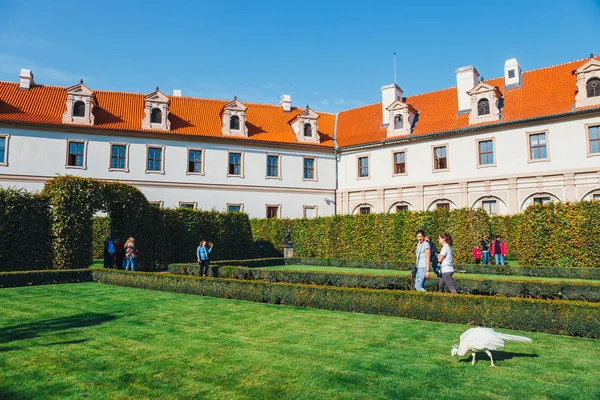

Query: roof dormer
<box><xmin>141</xmin><ymin>88</ymin><xmax>170</xmax><ymax>130</ymax></box>
<box><xmin>221</xmin><ymin>97</ymin><xmax>248</xmax><ymax>137</ymax></box>
<box><xmin>574</xmin><ymin>57</ymin><xmax>600</xmax><ymax>109</ymax></box>
<box><xmin>467</xmin><ymin>82</ymin><xmax>502</xmax><ymax>125</ymax></box>
<box><xmin>385</xmin><ymin>99</ymin><xmax>417</xmax><ymax>138</ymax></box>
<box><xmin>290</xmin><ymin>106</ymin><xmax>320</xmax><ymax>143</ymax></box>
<box><xmin>62</xmin><ymin>80</ymin><xmax>95</xmax><ymax>126</ymax></box>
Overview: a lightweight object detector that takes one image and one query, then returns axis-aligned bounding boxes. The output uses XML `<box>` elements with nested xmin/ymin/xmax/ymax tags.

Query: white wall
<box><xmin>0</xmin><ymin>126</ymin><xmax>337</xmax><ymax>218</ymax></box>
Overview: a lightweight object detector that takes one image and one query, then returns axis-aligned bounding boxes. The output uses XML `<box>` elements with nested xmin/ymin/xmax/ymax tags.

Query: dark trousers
<box><xmin>474</xmin><ymin>258</ymin><xmax>481</xmax><ymax>264</ymax></box>
<box><xmin>438</xmin><ymin>272</ymin><xmax>457</xmax><ymax>294</ymax></box>
<box><xmin>104</xmin><ymin>254</ymin><xmax>114</xmax><ymax>269</ymax></box>
<box><xmin>199</xmin><ymin>260</ymin><xmax>209</xmax><ymax>276</ymax></box>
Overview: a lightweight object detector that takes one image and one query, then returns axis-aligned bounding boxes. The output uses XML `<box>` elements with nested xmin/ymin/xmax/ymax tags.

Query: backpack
<box><xmin>107</xmin><ymin>241</ymin><xmax>115</xmax><ymax>255</ymax></box>
<box><xmin>428</xmin><ymin>241</ymin><xmax>441</xmax><ymax>277</ymax></box>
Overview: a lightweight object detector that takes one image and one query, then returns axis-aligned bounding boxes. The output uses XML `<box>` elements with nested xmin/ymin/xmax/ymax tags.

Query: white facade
<box><xmin>0</xmin><ymin>126</ymin><xmax>336</xmax><ymax>218</ymax></box>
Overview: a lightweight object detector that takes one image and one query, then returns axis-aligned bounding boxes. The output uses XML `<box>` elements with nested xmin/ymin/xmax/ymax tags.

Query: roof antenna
<box><xmin>393</xmin><ymin>52</ymin><xmax>397</xmax><ymax>85</ymax></box>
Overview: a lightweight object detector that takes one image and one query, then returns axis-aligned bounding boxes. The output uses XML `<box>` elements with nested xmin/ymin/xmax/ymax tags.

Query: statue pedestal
<box><xmin>283</xmin><ymin>245</ymin><xmax>294</xmax><ymax>258</ymax></box>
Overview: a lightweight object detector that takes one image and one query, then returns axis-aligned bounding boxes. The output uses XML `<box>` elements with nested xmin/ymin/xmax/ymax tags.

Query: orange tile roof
<box><xmin>0</xmin><ymin>83</ymin><xmax>334</xmax><ymax>147</ymax></box>
<box><xmin>336</xmin><ymin>56</ymin><xmax>600</xmax><ymax>148</ymax></box>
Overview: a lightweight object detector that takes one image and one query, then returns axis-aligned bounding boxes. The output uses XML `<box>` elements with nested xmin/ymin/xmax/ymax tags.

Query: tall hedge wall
<box><xmin>251</xmin><ymin>202</ymin><xmax>600</xmax><ymax>267</ymax></box>
<box><xmin>0</xmin><ymin>188</ymin><xmax>53</xmax><ymax>271</ymax></box>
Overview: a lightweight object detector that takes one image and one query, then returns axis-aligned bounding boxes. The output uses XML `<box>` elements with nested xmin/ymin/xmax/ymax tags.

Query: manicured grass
<box><xmin>90</xmin><ymin>259</ymin><xmax>104</xmax><ymax>269</ymax></box>
<box><xmin>260</xmin><ymin>265</ymin><xmax>599</xmax><ymax>283</ymax></box>
<box><xmin>1</xmin><ymin>283</ymin><xmax>599</xmax><ymax>399</ymax></box>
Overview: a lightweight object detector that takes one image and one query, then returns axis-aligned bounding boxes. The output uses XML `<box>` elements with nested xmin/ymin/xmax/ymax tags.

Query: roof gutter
<box><xmin>338</xmin><ymin>106</ymin><xmax>600</xmax><ymax>152</ymax></box>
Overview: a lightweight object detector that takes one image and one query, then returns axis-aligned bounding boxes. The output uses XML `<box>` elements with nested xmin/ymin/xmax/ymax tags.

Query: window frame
<box><xmin>476</xmin><ymin>137</ymin><xmax>496</xmax><ymax>168</ymax></box>
<box><xmin>230</xmin><ymin>115</ymin><xmax>241</xmax><ymax>131</ymax></box>
<box><xmin>178</xmin><ymin>202</ymin><xmax>197</xmax><ymax>209</ymax></box>
<box><xmin>356</xmin><ymin>154</ymin><xmax>370</xmax><ymax>179</ymax></box>
<box><xmin>145</xmin><ymin>145</ymin><xmax>165</xmax><ymax>174</ymax></box>
<box><xmin>436</xmin><ymin>202</ymin><xmax>451</xmax><ymax>210</ymax></box>
<box><xmin>431</xmin><ymin>144</ymin><xmax>449</xmax><ymax>172</ymax></box>
<box><xmin>227</xmin><ymin>203</ymin><xmax>244</xmax><ymax>213</ymax></box>
<box><xmin>302</xmin><ymin>205</ymin><xmax>318</xmax><ymax>219</ymax></box>
<box><xmin>527</xmin><ymin>130</ymin><xmax>550</xmax><ymax>163</ymax></box>
<box><xmin>108</xmin><ymin>142</ymin><xmax>129</xmax><ymax>172</ymax></box>
<box><xmin>227</xmin><ymin>150</ymin><xmax>244</xmax><ymax>178</ymax></box>
<box><xmin>265</xmin><ymin>153</ymin><xmax>281</xmax><ymax>179</ymax></box>
<box><xmin>65</xmin><ymin>139</ymin><xmax>88</xmax><ymax>169</ymax></box>
<box><xmin>395</xmin><ymin>204</ymin><xmax>409</xmax><ymax>213</ymax></box>
<box><xmin>532</xmin><ymin>196</ymin><xmax>552</xmax><ymax>205</ymax></box>
<box><xmin>592</xmin><ymin>193</ymin><xmax>600</xmax><ymax>201</ymax></box>
<box><xmin>150</xmin><ymin>107</ymin><xmax>163</xmax><ymax>124</ymax></box>
<box><xmin>587</xmin><ymin>77</ymin><xmax>600</xmax><ymax>98</ymax></box>
<box><xmin>585</xmin><ymin>123</ymin><xmax>600</xmax><ymax>157</ymax></box>
<box><xmin>359</xmin><ymin>206</ymin><xmax>371</xmax><ymax>215</ymax></box>
<box><xmin>302</xmin><ymin>157</ymin><xmax>318</xmax><ymax>181</ymax></box>
<box><xmin>73</xmin><ymin>100</ymin><xmax>86</xmax><ymax>118</ymax></box>
<box><xmin>186</xmin><ymin>148</ymin><xmax>205</xmax><ymax>175</ymax></box>
<box><xmin>303</xmin><ymin>123</ymin><xmax>312</xmax><ymax>137</ymax></box>
<box><xmin>391</xmin><ymin>149</ymin><xmax>407</xmax><ymax>176</ymax></box>
<box><xmin>148</xmin><ymin>201</ymin><xmax>164</xmax><ymax>208</ymax></box>
<box><xmin>0</xmin><ymin>134</ymin><xmax>9</xmax><ymax>167</ymax></box>
<box><xmin>481</xmin><ymin>199</ymin><xmax>498</xmax><ymax>215</ymax></box>
<box><xmin>477</xmin><ymin>98</ymin><xmax>490</xmax><ymax>116</ymax></box>
<box><xmin>394</xmin><ymin>114</ymin><xmax>404</xmax><ymax>130</ymax></box>
<box><xmin>265</xmin><ymin>204</ymin><xmax>281</xmax><ymax>219</ymax></box>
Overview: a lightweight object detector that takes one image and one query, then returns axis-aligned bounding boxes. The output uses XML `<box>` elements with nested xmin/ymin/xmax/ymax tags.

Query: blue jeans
<box><xmin>126</xmin><ymin>256</ymin><xmax>135</xmax><ymax>271</ymax></box>
<box><xmin>482</xmin><ymin>251</ymin><xmax>490</xmax><ymax>265</ymax></box>
<box><xmin>414</xmin><ymin>267</ymin><xmax>426</xmax><ymax>292</ymax></box>
<box><xmin>495</xmin><ymin>254</ymin><xmax>504</xmax><ymax>266</ymax></box>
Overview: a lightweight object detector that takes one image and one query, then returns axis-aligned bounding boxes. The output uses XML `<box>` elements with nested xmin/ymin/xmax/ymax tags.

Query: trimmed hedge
<box><xmin>0</xmin><ymin>188</ymin><xmax>53</xmax><ymax>271</ymax></box>
<box><xmin>92</xmin><ymin>270</ymin><xmax>600</xmax><ymax>338</ymax></box>
<box><xmin>92</xmin><ymin>216</ymin><xmax>110</xmax><ymax>259</ymax></box>
<box><xmin>0</xmin><ymin>269</ymin><xmax>93</xmax><ymax>288</ymax></box>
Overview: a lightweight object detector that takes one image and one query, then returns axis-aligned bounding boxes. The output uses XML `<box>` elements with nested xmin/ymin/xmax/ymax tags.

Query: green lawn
<box><xmin>260</xmin><ymin>265</ymin><xmax>599</xmax><ymax>283</ymax></box>
<box><xmin>0</xmin><ymin>283</ymin><xmax>599</xmax><ymax>399</ymax></box>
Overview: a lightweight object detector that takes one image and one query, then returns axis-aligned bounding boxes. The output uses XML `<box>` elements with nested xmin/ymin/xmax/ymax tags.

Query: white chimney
<box><xmin>381</xmin><ymin>84</ymin><xmax>403</xmax><ymax>125</ymax></box>
<box><xmin>18</xmin><ymin>69</ymin><xmax>34</xmax><ymax>90</ymax></box>
<box><xmin>280</xmin><ymin>94</ymin><xmax>291</xmax><ymax>112</ymax></box>
<box><xmin>455</xmin><ymin>65</ymin><xmax>479</xmax><ymax>113</ymax></box>
<box><xmin>504</xmin><ymin>58</ymin><xmax>522</xmax><ymax>89</ymax></box>
<box><xmin>172</xmin><ymin>89</ymin><xmax>182</xmax><ymax>96</ymax></box>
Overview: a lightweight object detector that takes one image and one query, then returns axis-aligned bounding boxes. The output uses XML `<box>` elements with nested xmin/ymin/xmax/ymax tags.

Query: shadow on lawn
<box><xmin>0</xmin><ymin>313</ymin><xmax>120</xmax><ymax>346</ymax></box>
<box><xmin>459</xmin><ymin>351</ymin><xmax>539</xmax><ymax>364</ymax></box>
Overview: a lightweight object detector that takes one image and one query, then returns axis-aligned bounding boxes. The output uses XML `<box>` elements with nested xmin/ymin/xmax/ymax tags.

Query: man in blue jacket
<box><xmin>103</xmin><ymin>235</ymin><xmax>115</xmax><ymax>269</ymax></box>
<box><xmin>197</xmin><ymin>240</ymin><xmax>213</xmax><ymax>277</ymax></box>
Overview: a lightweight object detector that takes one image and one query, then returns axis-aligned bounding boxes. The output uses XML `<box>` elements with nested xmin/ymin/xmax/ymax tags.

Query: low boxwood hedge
<box><xmin>0</xmin><ymin>269</ymin><xmax>94</xmax><ymax>288</ymax></box>
<box><xmin>92</xmin><ymin>269</ymin><xmax>600</xmax><ymax>338</ymax></box>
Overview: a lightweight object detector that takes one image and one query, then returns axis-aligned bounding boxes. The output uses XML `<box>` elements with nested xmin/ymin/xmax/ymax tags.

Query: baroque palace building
<box><xmin>1</xmin><ymin>55</ymin><xmax>600</xmax><ymax>217</ymax></box>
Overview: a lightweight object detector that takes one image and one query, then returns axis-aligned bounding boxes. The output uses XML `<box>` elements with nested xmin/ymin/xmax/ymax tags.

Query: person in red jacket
<box><xmin>490</xmin><ymin>236</ymin><xmax>507</xmax><ymax>265</ymax></box>
<box><xmin>472</xmin><ymin>245</ymin><xmax>482</xmax><ymax>264</ymax></box>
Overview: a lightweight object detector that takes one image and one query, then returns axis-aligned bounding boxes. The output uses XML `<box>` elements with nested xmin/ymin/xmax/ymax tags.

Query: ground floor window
<box><xmin>303</xmin><ymin>206</ymin><xmax>317</xmax><ymax>219</ymax></box>
<box><xmin>482</xmin><ymin>200</ymin><xmax>497</xmax><ymax>215</ymax></box>
<box><xmin>227</xmin><ymin>203</ymin><xmax>243</xmax><ymax>212</ymax></box>
<box><xmin>533</xmin><ymin>196</ymin><xmax>551</xmax><ymax>205</ymax></box>
<box><xmin>179</xmin><ymin>202</ymin><xmax>196</xmax><ymax>209</ymax></box>
<box><xmin>266</xmin><ymin>205</ymin><xmax>280</xmax><ymax>218</ymax></box>
<box><xmin>436</xmin><ymin>202</ymin><xmax>450</xmax><ymax>210</ymax></box>
<box><xmin>395</xmin><ymin>205</ymin><xmax>409</xmax><ymax>212</ymax></box>
<box><xmin>359</xmin><ymin>206</ymin><xmax>371</xmax><ymax>215</ymax></box>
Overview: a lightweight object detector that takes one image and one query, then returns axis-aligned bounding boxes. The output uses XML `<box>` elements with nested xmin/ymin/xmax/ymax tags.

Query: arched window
<box><xmin>230</xmin><ymin>115</ymin><xmax>240</xmax><ymax>130</ymax></box>
<box><xmin>394</xmin><ymin>114</ymin><xmax>403</xmax><ymax>129</ymax></box>
<box><xmin>477</xmin><ymin>98</ymin><xmax>490</xmax><ymax>116</ymax></box>
<box><xmin>150</xmin><ymin>108</ymin><xmax>162</xmax><ymax>124</ymax></box>
<box><xmin>73</xmin><ymin>101</ymin><xmax>86</xmax><ymax>117</ymax></box>
<box><xmin>587</xmin><ymin>78</ymin><xmax>600</xmax><ymax>98</ymax></box>
<box><xmin>303</xmin><ymin>123</ymin><xmax>312</xmax><ymax>137</ymax></box>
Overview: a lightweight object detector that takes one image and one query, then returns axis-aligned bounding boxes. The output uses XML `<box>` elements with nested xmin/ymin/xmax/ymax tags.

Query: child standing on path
<box><xmin>197</xmin><ymin>240</ymin><xmax>214</xmax><ymax>277</ymax></box>
<box><xmin>472</xmin><ymin>245</ymin><xmax>482</xmax><ymax>264</ymax></box>
<box><xmin>437</xmin><ymin>233</ymin><xmax>458</xmax><ymax>294</ymax></box>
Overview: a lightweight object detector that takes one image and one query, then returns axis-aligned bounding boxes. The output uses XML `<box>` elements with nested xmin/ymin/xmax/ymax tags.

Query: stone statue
<box><xmin>284</xmin><ymin>228</ymin><xmax>293</xmax><ymax>246</ymax></box>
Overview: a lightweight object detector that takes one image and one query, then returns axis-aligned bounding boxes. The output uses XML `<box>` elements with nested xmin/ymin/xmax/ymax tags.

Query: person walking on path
<box><xmin>197</xmin><ymin>240</ymin><xmax>213</xmax><ymax>277</ymax></box>
<box><xmin>114</xmin><ymin>238</ymin><xmax>125</xmax><ymax>269</ymax></box>
<box><xmin>473</xmin><ymin>245</ymin><xmax>482</xmax><ymax>264</ymax></box>
<box><xmin>414</xmin><ymin>230</ymin><xmax>430</xmax><ymax>292</ymax></box>
<box><xmin>437</xmin><ymin>233</ymin><xmax>458</xmax><ymax>294</ymax></box>
<box><xmin>426</xmin><ymin>235</ymin><xmax>440</xmax><ymax>277</ymax></box>
<box><xmin>103</xmin><ymin>235</ymin><xmax>115</xmax><ymax>269</ymax></box>
<box><xmin>491</xmin><ymin>236</ymin><xmax>507</xmax><ymax>266</ymax></box>
<box><xmin>124</xmin><ymin>237</ymin><xmax>137</xmax><ymax>271</ymax></box>
<box><xmin>480</xmin><ymin>235</ymin><xmax>490</xmax><ymax>265</ymax></box>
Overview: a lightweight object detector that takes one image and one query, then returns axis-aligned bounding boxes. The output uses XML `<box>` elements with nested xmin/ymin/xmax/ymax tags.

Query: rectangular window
<box><xmin>266</xmin><ymin>155</ymin><xmax>280</xmax><ymax>178</ymax></box>
<box><xmin>593</xmin><ymin>194</ymin><xmax>600</xmax><ymax>201</ymax></box>
<box><xmin>228</xmin><ymin>152</ymin><xmax>242</xmax><ymax>176</ymax></box>
<box><xmin>433</xmin><ymin>146</ymin><xmax>447</xmax><ymax>170</ymax></box>
<box><xmin>478</xmin><ymin>140</ymin><xmax>494</xmax><ymax>165</ymax></box>
<box><xmin>67</xmin><ymin>140</ymin><xmax>86</xmax><ymax>168</ymax></box>
<box><xmin>359</xmin><ymin>206</ymin><xmax>371</xmax><ymax>215</ymax></box>
<box><xmin>482</xmin><ymin>200</ymin><xmax>497</xmax><ymax>215</ymax></box>
<box><xmin>188</xmin><ymin>149</ymin><xmax>203</xmax><ymax>174</ymax></box>
<box><xmin>179</xmin><ymin>202</ymin><xmax>196</xmax><ymax>209</ymax></box>
<box><xmin>110</xmin><ymin>144</ymin><xmax>127</xmax><ymax>170</ymax></box>
<box><xmin>266</xmin><ymin>205</ymin><xmax>280</xmax><ymax>219</ymax></box>
<box><xmin>529</xmin><ymin>133</ymin><xmax>548</xmax><ymax>160</ymax></box>
<box><xmin>393</xmin><ymin>151</ymin><xmax>406</xmax><ymax>175</ymax></box>
<box><xmin>436</xmin><ymin>202</ymin><xmax>450</xmax><ymax>210</ymax></box>
<box><xmin>396</xmin><ymin>205</ymin><xmax>408</xmax><ymax>212</ymax></box>
<box><xmin>0</xmin><ymin>136</ymin><xmax>6</xmax><ymax>165</ymax></box>
<box><xmin>533</xmin><ymin>196</ymin><xmax>551</xmax><ymax>205</ymax></box>
<box><xmin>147</xmin><ymin>146</ymin><xmax>163</xmax><ymax>172</ymax></box>
<box><xmin>358</xmin><ymin>156</ymin><xmax>369</xmax><ymax>178</ymax></box>
<box><xmin>303</xmin><ymin>206</ymin><xmax>317</xmax><ymax>219</ymax></box>
<box><xmin>303</xmin><ymin>157</ymin><xmax>315</xmax><ymax>180</ymax></box>
<box><xmin>148</xmin><ymin>201</ymin><xmax>163</xmax><ymax>208</ymax></box>
<box><xmin>589</xmin><ymin>125</ymin><xmax>599</xmax><ymax>155</ymax></box>
<box><xmin>227</xmin><ymin>203</ymin><xmax>243</xmax><ymax>213</ymax></box>
<box><xmin>508</xmin><ymin>69</ymin><xmax>515</xmax><ymax>79</ymax></box>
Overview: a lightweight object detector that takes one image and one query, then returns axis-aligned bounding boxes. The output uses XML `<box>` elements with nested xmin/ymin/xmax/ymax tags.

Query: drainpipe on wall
<box><xmin>332</xmin><ymin>112</ymin><xmax>339</xmax><ymax>215</ymax></box>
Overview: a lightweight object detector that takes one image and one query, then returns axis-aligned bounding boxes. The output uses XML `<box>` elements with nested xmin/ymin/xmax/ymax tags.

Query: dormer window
<box><xmin>394</xmin><ymin>114</ymin><xmax>404</xmax><ymax>130</ymax></box>
<box><xmin>303</xmin><ymin>123</ymin><xmax>312</xmax><ymax>137</ymax></box>
<box><xmin>142</xmin><ymin>88</ymin><xmax>170</xmax><ymax>130</ymax></box>
<box><xmin>62</xmin><ymin>80</ymin><xmax>95</xmax><ymax>126</ymax></box>
<box><xmin>73</xmin><ymin>101</ymin><xmax>86</xmax><ymax>117</ymax></box>
<box><xmin>230</xmin><ymin>115</ymin><xmax>240</xmax><ymax>130</ymax></box>
<box><xmin>587</xmin><ymin>78</ymin><xmax>600</xmax><ymax>98</ymax></box>
<box><xmin>477</xmin><ymin>99</ymin><xmax>490</xmax><ymax>116</ymax></box>
<box><xmin>289</xmin><ymin>107</ymin><xmax>320</xmax><ymax>143</ymax></box>
<box><xmin>150</xmin><ymin>108</ymin><xmax>162</xmax><ymax>124</ymax></box>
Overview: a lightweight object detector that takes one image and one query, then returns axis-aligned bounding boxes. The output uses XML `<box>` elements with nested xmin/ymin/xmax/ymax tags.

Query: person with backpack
<box><xmin>103</xmin><ymin>235</ymin><xmax>115</xmax><ymax>269</ymax></box>
<box><xmin>426</xmin><ymin>235</ymin><xmax>441</xmax><ymax>278</ymax></box>
<box><xmin>197</xmin><ymin>240</ymin><xmax>214</xmax><ymax>277</ymax></box>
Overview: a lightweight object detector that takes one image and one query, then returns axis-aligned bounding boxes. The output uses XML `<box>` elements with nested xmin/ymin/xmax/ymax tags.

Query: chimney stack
<box><xmin>381</xmin><ymin>84</ymin><xmax>403</xmax><ymax>125</ymax></box>
<box><xmin>280</xmin><ymin>94</ymin><xmax>291</xmax><ymax>112</ymax></box>
<box><xmin>504</xmin><ymin>58</ymin><xmax>522</xmax><ymax>89</ymax></box>
<box><xmin>455</xmin><ymin>65</ymin><xmax>479</xmax><ymax>113</ymax></box>
<box><xmin>172</xmin><ymin>89</ymin><xmax>182</xmax><ymax>97</ymax></box>
<box><xmin>18</xmin><ymin>69</ymin><xmax>34</xmax><ymax>90</ymax></box>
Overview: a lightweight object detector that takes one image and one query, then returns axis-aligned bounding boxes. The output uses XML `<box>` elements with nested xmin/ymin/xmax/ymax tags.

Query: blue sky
<box><xmin>1</xmin><ymin>0</ymin><xmax>599</xmax><ymax>113</ymax></box>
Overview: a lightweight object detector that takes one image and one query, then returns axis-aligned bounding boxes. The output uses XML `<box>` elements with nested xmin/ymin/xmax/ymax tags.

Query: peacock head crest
<box><xmin>451</xmin><ymin>344</ymin><xmax>460</xmax><ymax>357</ymax></box>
